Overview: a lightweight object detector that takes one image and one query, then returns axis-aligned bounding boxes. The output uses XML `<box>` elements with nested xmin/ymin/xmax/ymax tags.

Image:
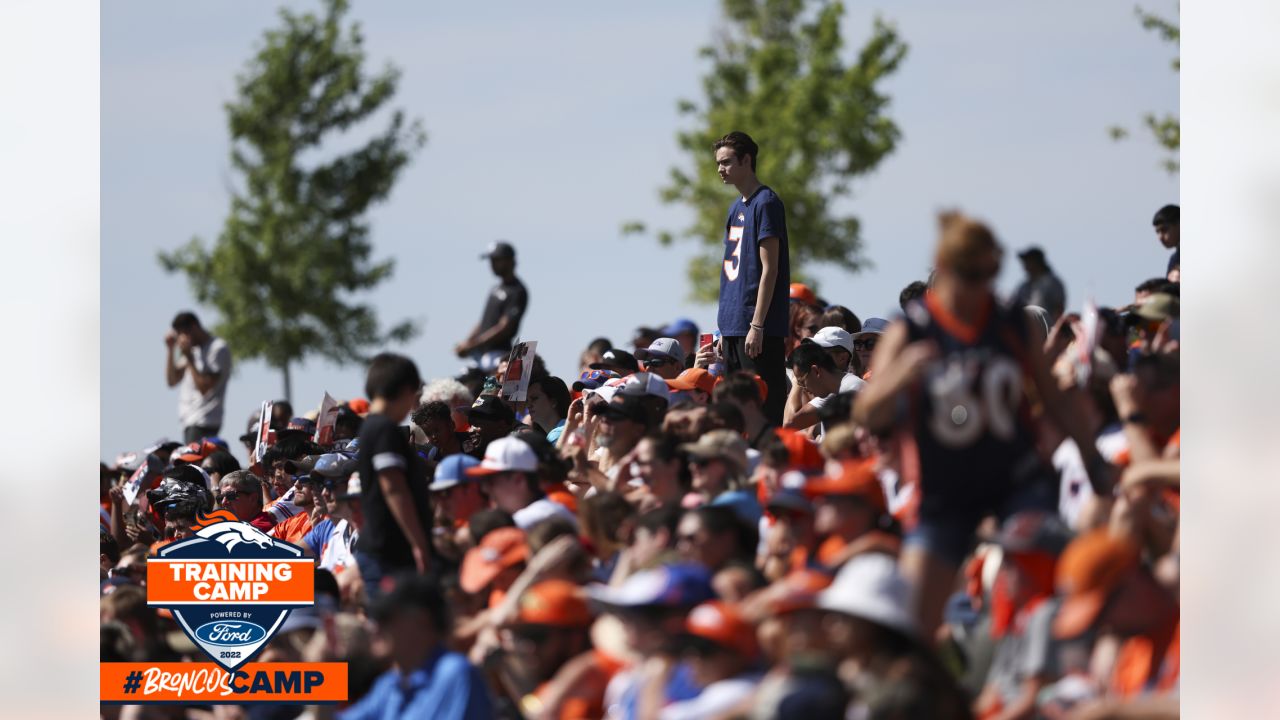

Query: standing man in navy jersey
<box><xmin>713</xmin><ymin>131</ymin><xmax>790</xmax><ymax>425</ymax></box>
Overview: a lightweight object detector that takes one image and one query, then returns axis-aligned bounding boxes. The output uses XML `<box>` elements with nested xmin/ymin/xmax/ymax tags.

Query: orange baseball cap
<box><xmin>1052</xmin><ymin>530</ymin><xmax>1140</xmax><ymax>639</ymax></box>
<box><xmin>685</xmin><ymin>601</ymin><xmax>758</xmax><ymax>658</ymax></box>
<box><xmin>346</xmin><ymin>398</ymin><xmax>370</xmax><ymax>417</ymax></box>
<box><xmin>805</xmin><ymin>459</ymin><xmax>887</xmax><ymax>515</ymax></box>
<box><xmin>666</xmin><ymin>367</ymin><xmax>717</xmax><ymax>395</ymax></box>
<box><xmin>774</xmin><ymin>428</ymin><xmax>824</xmax><ymax>472</ymax></box>
<box><xmin>789</xmin><ymin>283</ymin><xmax>819</xmax><ymax>307</ymax></box>
<box><xmin>174</xmin><ymin>440</ymin><xmax>219</xmax><ymax>464</ymax></box>
<box><xmin>511</xmin><ymin>580</ymin><xmax>592</xmax><ymax>628</ymax></box>
<box><xmin>460</xmin><ymin>527</ymin><xmax>530</xmax><ymax>594</ymax></box>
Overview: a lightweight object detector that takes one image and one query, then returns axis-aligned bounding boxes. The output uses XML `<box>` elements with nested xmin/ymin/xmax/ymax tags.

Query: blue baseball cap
<box><xmin>662</xmin><ymin>318</ymin><xmax>699</xmax><ymax>337</ymax></box>
<box><xmin>430</xmin><ymin>454</ymin><xmax>481</xmax><ymax>492</ymax></box>
<box><xmin>586</xmin><ymin>563</ymin><xmax>715</xmax><ymax>610</ymax></box>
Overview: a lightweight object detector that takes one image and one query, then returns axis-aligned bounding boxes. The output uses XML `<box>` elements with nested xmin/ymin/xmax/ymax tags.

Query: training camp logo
<box><xmin>147</xmin><ymin>510</ymin><xmax>315</xmax><ymax>672</ymax></box>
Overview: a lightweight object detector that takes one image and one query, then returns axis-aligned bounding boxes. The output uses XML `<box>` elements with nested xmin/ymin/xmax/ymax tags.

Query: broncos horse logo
<box><xmin>190</xmin><ymin>510</ymin><xmax>275</xmax><ymax>553</ymax></box>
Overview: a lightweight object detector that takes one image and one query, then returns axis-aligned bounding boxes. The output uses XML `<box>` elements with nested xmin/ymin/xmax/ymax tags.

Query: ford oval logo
<box><xmin>194</xmin><ymin>621</ymin><xmax>267</xmax><ymax>646</ymax></box>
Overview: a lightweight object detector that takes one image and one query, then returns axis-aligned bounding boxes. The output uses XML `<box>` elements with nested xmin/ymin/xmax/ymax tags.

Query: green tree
<box><xmin>1109</xmin><ymin>4</ymin><xmax>1179</xmax><ymax>173</ymax></box>
<box><xmin>624</xmin><ymin>0</ymin><xmax>907</xmax><ymax>301</ymax></box>
<box><xmin>159</xmin><ymin>0</ymin><xmax>424</xmax><ymax>401</ymax></box>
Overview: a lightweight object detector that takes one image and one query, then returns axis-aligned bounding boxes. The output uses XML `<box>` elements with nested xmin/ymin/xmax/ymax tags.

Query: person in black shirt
<box><xmin>355</xmin><ymin>353</ymin><xmax>433</xmax><ymax>597</ymax></box>
<box><xmin>454</xmin><ymin>241</ymin><xmax>529</xmax><ymax>372</ymax></box>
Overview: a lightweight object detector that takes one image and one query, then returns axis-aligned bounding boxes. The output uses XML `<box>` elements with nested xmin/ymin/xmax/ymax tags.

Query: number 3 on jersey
<box><xmin>724</xmin><ymin>225</ymin><xmax>744</xmax><ymax>281</ymax></box>
<box><xmin>926</xmin><ymin>355</ymin><xmax>1022</xmax><ymax>448</ymax></box>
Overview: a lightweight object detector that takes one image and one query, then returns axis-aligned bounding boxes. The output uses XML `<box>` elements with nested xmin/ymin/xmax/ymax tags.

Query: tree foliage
<box><xmin>1109</xmin><ymin>4</ymin><xmax>1179</xmax><ymax>174</ymax></box>
<box><xmin>158</xmin><ymin>0</ymin><xmax>424</xmax><ymax>399</ymax></box>
<box><xmin>626</xmin><ymin>0</ymin><xmax>907</xmax><ymax>302</ymax></box>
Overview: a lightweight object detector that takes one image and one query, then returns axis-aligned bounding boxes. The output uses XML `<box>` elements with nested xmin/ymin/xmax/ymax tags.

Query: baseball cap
<box><xmin>312</xmin><ymin>453</ymin><xmax>356</xmax><ymax>479</ymax></box>
<box><xmin>617</xmin><ymin>372</ymin><xmax>671</xmax><ymax>404</ymax></box>
<box><xmin>459</xmin><ymin>527</ymin><xmax>529</xmax><ymax>594</ymax></box>
<box><xmin>468</xmin><ymin>395</ymin><xmax>516</xmax><ymax>425</ymax></box>
<box><xmin>766</xmin><ymin>485</ymin><xmax>814</xmax><ymax>515</ymax></box>
<box><xmin>665</xmin><ymin>367</ymin><xmax>717</xmax><ymax>395</ymax></box>
<box><xmin>635</xmin><ymin>338</ymin><xmax>686</xmax><ymax>366</ymax></box>
<box><xmin>465</xmin><ymin>437</ymin><xmax>539</xmax><ymax>477</ymax></box>
<box><xmin>1052</xmin><ymin>530</ymin><xmax>1140</xmax><ymax>639</ymax></box>
<box><xmin>817</xmin><ymin>553</ymin><xmax>917</xmax><ymax>638</ymax></box>
<box><xmin>587</xmin><ymin>563</ymin><xmax>715</xmax><ymax>611</ymax></box>
<box><xmin>572</xmin><ymin>368</ymin><xmax>620</xmax><ymax>391</ymax></box>
<box><xmin>680</xmin><ymin>429</ymin><xmax>749</xmax><ymax>475</ymax></box>
<box><xmin>662</xmin><ymin>318</ymin><xmax>699</xmax><ymax>337</ymax></box>
<box><xmin>174</xmin><ymin>440</ymin><xmax>219</xmax><ymax>464</ymax></box>
<box><xmin>851</xmin><ymin>318</ymin><xmax>890</xmax><ymax>340</ymax></box>
<box><xmin>994</xmin><ymin>511</ymin><xmax>1073</xmax><ymax>557</ymax></box>
<box><xmin>804</xmin><ymin>459</ymin><xmax>887</xmax><ymax>515</ymax></box>
<box><xmin>1132</xmin><ymin>293</ymin><xmax>1179</xmax><ymax>322</ymax></box>
<box><xmin>481</xmin><ymin>241</ymin><xmax>516</xmax><ymax>259</ymax></box>
<box><xmin>346</xmin><ymin>398</ymin><xmax>370</xmax><ymax>417</ymax></box>
<box><xmin>510</xmin><ymin>580</ymin><xmax>592</xmax><ymax>628</ymax></box>
<box><xmin>589</xmin><ymin>348</ymin><xmax>640</xmax><ymax>375</ymax></box>
<box><xmin>600</xmin><ymin>394</ymin><xmax>649</xmax><ymax>424</ymax></box>
<box><xmin>431</xmin><ymin>454</ymin><xmax>482</xmax><ymax>491</ymax></box>
<box><xmin>774</xmin><ymin>429</ymin><xmax>824</xmax><ymax>471</ymax></box>
<box><xmin>1017</xmin><ymin>246</ymin><xmax>1046</xmax><ymax>262</ymax></box>
<box><xmin>790</xmin><ymin>283</ymin><xmax>819</xmax><ymax>307</ymax></box>
<box><xmin>684</xmin><ymin>601</ymin><xmax>758</xmax><ymax>658</ymax></box>
<box><xmin>765</xmin><ymin>569</ymin><xmax>835</xmax><ymax>615</ymax></box>
<box><xmin>810</xmin><ymin>326</ymin><xmax>854</xmax><ymax>354</ymax></box>
<box><xmin>280</xmin><ymin>417</ymin><xmax>317</xmax><ymax>436</ymax></box>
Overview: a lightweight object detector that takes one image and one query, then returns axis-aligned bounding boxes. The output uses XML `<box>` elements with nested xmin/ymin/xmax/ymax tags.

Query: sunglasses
<box><xmin>853</xmin><ymin>338</ymin><xmax>878</xmax><ymax>351</ymax></box>
<box><xmin>690</xmin><ymin>457</ymin><xmax>721</xmax><ymax>468</ymax></box>
<box><xmin>219</xmin><ymin>491</ymin><xmax>245</xmax><ymax>504</ymax></box>
<box><xmin>643</xmin><ymin>357</ymin><xmax>674</xmax><ymax>368</ymax></box>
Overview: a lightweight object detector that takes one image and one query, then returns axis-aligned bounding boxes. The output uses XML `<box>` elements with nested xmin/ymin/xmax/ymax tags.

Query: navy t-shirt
<box><xmin>717</xmin><ymin>186</ymin><xmax>790</xmax><ymax>337</ymax></box>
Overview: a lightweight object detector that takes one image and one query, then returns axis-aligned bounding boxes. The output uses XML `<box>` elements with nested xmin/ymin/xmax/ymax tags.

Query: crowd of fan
<box><xmin>100</xmin><ymin>206</ymin><xmax>1181</xmax><ymax>719</ymax></box>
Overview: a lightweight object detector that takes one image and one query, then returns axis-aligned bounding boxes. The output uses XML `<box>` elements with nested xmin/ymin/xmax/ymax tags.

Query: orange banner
<box><xmin>147</xmin><ymin>559</ymin><xmax>315</xmax><ymax>604</ymax></box>
<box><xmin>100</xmin><ymin>662</ymin><xmax>347</xmax><ymax>703</ymax></box>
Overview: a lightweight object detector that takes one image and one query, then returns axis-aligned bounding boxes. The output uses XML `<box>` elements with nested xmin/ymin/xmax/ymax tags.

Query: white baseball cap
<box><xmin>464</xmin><ymin>436</ymin><xmax>539</xmax><ymax>477</ymax></box>
<box><xmin>810</xmin><ymin>326</ymin><xmax>854</xmax><ymax>354</ymax></box>
<box><xmin>817</xmin><ymin>553</ymin><xmax>918</xmax><ymax>638</ymax></box>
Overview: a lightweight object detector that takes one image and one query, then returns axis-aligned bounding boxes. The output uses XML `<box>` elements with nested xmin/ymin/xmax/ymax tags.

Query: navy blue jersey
<box><xmin>717</xmin><ymin>186</ymin><xmax>790</xmax><ymax>337</ymax></box>
<box><xmin>900</xmin><ymin>295</ymin><xmax>1044</xmax><ymax>514</ymax></box>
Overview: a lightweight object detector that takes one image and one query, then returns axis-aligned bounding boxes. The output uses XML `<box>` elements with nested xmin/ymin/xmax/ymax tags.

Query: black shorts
<box><xmin>721</xmin><ymin>334</ymin><xmax>788</xmax><ymax>426</ymax></box>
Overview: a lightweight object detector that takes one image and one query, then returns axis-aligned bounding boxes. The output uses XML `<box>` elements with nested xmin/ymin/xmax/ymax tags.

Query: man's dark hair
<box><xmin>713</xmin><ymin>131</ymin><xmax>760</xmax><ymax>172</ymax></box>
<box><xmin>272</xmin><ymin>400</ymin><xmax>294</xmax><ymax>418</ymax></box>
<box><xmin>706</xmin><ymin>402</ymin><xmax>746</xmax><ymax>434</ymax></box>
<box><xmin>712</xmin><ymin>371</ymin><xmax>764</xmax><ymax>407</ymax></box>
<box><xmin>372</xmin><ymin>572</ymin><xmax>448</xmax><ymax>632</ymax></box>
<box><xmin>335</xmin><ymin>406</ymin><xmax>363</xmax><ymax>434</ymax></box>
<box><xmin>532</xmin><ymin>375</ymin><xmax>572</xmax><ymax>418</ymax></box>
<box><xmin>1152</xmin><ymin>204</ymin><xmax>1179</xmax><ymax>226</ymax></box>
<box><xmin>468</xmin><ymin>509</ymin><xmax>516</xmax><ymax>546</ymax></box>
<box><xmin>820</xmin><ymin>305</ymin><xmax>862</xmax><ymax>334</ymax></box>
<box><xmin>201</xmin><ymin>450</ymin><xmax>240</xmax><ymax>477</ymax></box>
<box><xmin>586</xmin><ymin>337</ymin><xmax>612</xmax><ymax>355</ymax></box>
<box><xmin>1135</xmin><ymin>278</ymin><xmax>1178</xmax><ymax>298</ymax></box>
<box><xmin>756</xmin><ymin>431</ymin><xmax>791</xmax><ymax>469</ymax></box>
<box><xmin>899</xmin><ymin>280</ymin><xmax>928</xmax><ymax>310</ymax></box>
<box><xmin>364</xmin><ymin>353</ymin><xmax>423</xmax><ymax>401</ymax></box>
<box><xmin>636</xmin><ymin>505</ymin><xmax>682</xmax><ymax>540</ymax></box>
<box><xmin>788</xmin><ymin>340</ymin><xmax>839</xmax><ymax>375</ymax></box>
<box><xmin>101</xmin><ymin>529</ymin><xmax>121</xmax><ymax>566</ymax></box>
<box><xmin>690</xmin><ymin>505</ymin><xmax>758</xmax><ymax>565</ymax></box>
<box><xmin>171</xmin><ymin>311</ymin><xmax>200</xmax><ymax>332</ymax></box>
<box><xmin>412</xmin><ymin>400</ymin><xmax>453</xmax><ymax>429</ymax></box>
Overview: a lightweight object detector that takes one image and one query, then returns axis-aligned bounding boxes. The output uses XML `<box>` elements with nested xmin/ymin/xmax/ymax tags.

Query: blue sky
<box><xmin>102</xmin><ymin>1</ymin><xmax>1178</xmax><ymax>463</ymax></box>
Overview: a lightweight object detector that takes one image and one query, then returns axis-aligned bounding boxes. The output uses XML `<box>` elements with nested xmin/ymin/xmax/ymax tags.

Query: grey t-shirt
<box><xmin>176</xmin><ymin>336</ymin><xmax>231</xmax><ymax>427</ymax></box>
<box><xmin>986</xmin><ymin>598</ymin><xmax>1062</xmax><ymax>707</ymax></box>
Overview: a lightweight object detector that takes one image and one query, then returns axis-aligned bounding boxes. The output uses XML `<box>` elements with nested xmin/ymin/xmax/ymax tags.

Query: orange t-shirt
<box><xmin>532</xmin><ymin>649</ymin><xmax>624</xmax><ymax>720</ymax></box>
<box><xmin>270</xmin><ymin>512</ymin><xmax>314</xmax><ymax>545</ymax></box>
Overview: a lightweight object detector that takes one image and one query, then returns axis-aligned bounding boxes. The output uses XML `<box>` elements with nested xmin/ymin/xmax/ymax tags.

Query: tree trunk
<box><xmin>282</xmin><ymin>360</ymin><xmax>292</xmax><ymax>405</ymax></box>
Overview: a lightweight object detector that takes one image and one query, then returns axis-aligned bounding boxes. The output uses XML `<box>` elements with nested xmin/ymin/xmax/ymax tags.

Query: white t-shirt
<box><xmin>176</xmin><ymin>336</ymin><xmax>232</xmax><ymax>427</ymax></box>
<box><xmin>1053</xmin><ymin>425</ymin><xmax>1128</xmax><ymax>530</ymax></box>
<box><xmin>808</xmin><ymin>373</ymin><xmax>866</xmax><ymax>438</ymax></box>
